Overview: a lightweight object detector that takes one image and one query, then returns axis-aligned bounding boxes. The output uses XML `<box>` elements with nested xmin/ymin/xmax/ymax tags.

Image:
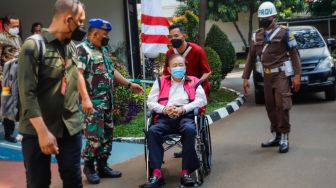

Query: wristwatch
<box><xmin>127</xmin><ymin>82</ymin><xmax>132</xmax><ymax>89</ymax></box>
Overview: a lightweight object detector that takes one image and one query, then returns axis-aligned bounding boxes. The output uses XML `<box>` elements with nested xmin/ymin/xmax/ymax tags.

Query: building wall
<box><xmin>205</xmin><ymin>12</ymin><xmax>259</xmax><ymax>53</ymax></box>
<box><xmin>0</xmin><ymin>0</ymin><xmax>127</xmax><ymax>47</ymax></box>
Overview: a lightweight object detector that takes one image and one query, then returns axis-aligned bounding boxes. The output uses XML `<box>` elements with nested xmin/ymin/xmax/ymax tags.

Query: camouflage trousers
<box><xmin>82</xmin><ymin>107</ymin><xmax>114</xmax><ymax>161</ymax></box>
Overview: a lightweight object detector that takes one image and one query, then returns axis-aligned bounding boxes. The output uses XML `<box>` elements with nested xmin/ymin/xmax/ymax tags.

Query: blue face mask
<box><xmin>171</xmin><ymin>67</ymin><xmax>186</xmax><ymax>79</ymax></box>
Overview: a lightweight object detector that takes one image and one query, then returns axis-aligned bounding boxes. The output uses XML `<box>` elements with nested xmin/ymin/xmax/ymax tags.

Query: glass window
<box><xmin>292</xmin><ymin>29</ymin><xmax>325</xmax><ymax>49</ymax></box>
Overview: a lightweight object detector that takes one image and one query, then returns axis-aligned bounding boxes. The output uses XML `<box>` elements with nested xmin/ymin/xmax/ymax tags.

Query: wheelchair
<box><xmin>143</xmin><ymin>107</ymin><xmax>212</xmax><ymax>185</ymax></box>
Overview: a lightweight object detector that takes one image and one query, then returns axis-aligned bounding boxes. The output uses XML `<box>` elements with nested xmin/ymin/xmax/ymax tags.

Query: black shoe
<box><xmin>83</xmin><ymin>161</ymin><xmax>100</xmax><ymax>184</ymax></box>
<box><xmin>279</xmin><ymin>143</ymin><xmax>289</xmax><ymax>153</ymax></box>
<box><xmin>5</xmin><ymin>135</ymin><xmax>17</xmax><ymax>143</ymax></box>
<box><xmin>140</xmin><ymin>176</ymin><xmax>165</xmax><ymax>188</ymax></box>
<box><xmin>174</xmin><ymin>151</ymin><xmax>182</xmax><ymax>158</ymax></box>
<box><xmin>261</xmin><ymin>132</ymin><xmax>280</xmax><ymax>148</ymax></box>
<box><xmin>97</xmin><ymin>158</ymin><xmax>122</xmax><ymax>178</ymax></box>
<box><xmin>180</xmin><ymin>174</ymin><xmax>197</xmax><ymax>187</ymax></box>
<box><xmin>279</xmin><ymin>133</ymin><xmax>289</xmax><ymax>153</ymax></box>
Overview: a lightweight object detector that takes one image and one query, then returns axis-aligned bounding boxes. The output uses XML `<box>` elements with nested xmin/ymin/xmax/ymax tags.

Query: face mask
<box><xmin>8</xmin><ymin>27</ymin><xmax>19</xmax><ymax>36</ymax></box>
<box><xmin>260</xmin><ymin>19</ymin><xmax>273</xmax><ymax>29</ymax></box>
<box><xmin>171</xmin><ymin>39</ymin><xmax>183</xmax><ymax>48</ymax></box>
<box><xmin>171</xmin><ymin>67</ymin><xmax>186</xmax><ymax>79</ymax></box>
<box><xmin>64</xmin><ymin>18</ymin><xmax>87</xmax><ymax>44</ymax></box>
<box><xmin>101</xmin><ymin>36</ymin><xmax>110</xmax><ymax>46</ymax></box>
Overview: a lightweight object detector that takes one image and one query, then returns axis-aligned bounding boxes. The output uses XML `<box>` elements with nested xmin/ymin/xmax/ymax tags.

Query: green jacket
<box><xmin>18</xmin><ymin>30</ymin><xmax>81</xmax><ymax>137</ymax></box>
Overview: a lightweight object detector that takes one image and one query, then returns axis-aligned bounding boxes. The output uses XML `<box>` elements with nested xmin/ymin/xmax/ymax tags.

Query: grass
<box><xmin>114</xmin><ymin>88</ymin><xmax>238</xmax><ymax>138</ymax></box>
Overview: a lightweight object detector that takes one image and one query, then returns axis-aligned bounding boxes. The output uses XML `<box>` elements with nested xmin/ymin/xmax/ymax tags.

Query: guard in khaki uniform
<box><xmin>242</xmin><ymin>1</ymin><xmax>301</xmax><ymax>153</ymax></box>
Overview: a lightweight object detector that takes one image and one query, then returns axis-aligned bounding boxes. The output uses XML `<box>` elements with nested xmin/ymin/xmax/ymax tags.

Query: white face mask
<box><xmin>8</xmin><ymin>27</ymin><xmax>19</xmax><ymax>36</ymax></box>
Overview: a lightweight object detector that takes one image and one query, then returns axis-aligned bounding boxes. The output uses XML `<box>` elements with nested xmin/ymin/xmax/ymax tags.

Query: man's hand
<box><xmin>37</xmin><ymin>130</ymin><xmax>59</xmax><ymax>155</ymax></box>
<box><xmin>130</xmin><ymin>83</ymin><xmax>144</xmax><ymax>94</ymax></box>
<box><xmin>243</xmin><ymin>79</ymin><xmax>250</xmax><ymax>94</ymax></box>
<box><xmin>292</xmin><ymin>75</ymin><xmax>301</xmax><ymax>92</ymax></box>
<box><xmin>81</xmin><ymin>98</ymin><xmax>93</xmax><ymax>115</ymax></box>
<box><xmin>165</xmin><ymin>106</ymin><xmax>177</xmax><ymax>118</ymax></box>
<box><xmin>172</xmin><ymin>107</ymin><xmax>184</xmax><ymax>117</ymax></box>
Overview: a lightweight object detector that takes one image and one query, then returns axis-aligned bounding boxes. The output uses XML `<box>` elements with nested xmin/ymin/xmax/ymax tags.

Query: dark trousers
<box><xmin>22</xmin><ymin>129</ymin><xmax>83</xmax><ymax>188</ymax></box>
<box><xmin>148</xmin><ymin>113</ymin><xmax>200</xmax><ymax>172</ymax></box>
<box><xmin>3</xmin><ymin>118</ymin><xmax>15</xmax><ymax>137</ymax></box>
<box><xmin>264</xmin><ymin>72</ymin><xmax>292</xmax><ymax>133</ymax></box>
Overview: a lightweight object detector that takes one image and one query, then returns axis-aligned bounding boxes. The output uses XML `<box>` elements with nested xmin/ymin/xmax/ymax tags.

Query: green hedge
<box><xmin>205</xmin><ymin>24</ymin><xmax>236</xmax><ymax>78</ymax></box>
<box><xmin>204</xmin><ymin>47</ymin><xmax>221</xmax><ymax>91</ymax></box>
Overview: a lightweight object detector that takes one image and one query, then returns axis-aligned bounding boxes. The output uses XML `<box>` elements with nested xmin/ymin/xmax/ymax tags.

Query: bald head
<box><xmin>54</xmin><ymin>0</ymin><xmax>84</xmax><ymax>16</ymax></box>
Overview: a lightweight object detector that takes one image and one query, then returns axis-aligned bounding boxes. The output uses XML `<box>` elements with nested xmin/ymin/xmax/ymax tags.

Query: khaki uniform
<box><xmin>242</xmin><ymin>25</ymin><xmax>301</xmax><ymax>133</ymax></box>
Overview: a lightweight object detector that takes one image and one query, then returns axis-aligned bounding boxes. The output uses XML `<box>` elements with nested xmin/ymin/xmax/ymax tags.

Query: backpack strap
<box><xmin>27</xmin><ymin>34</ymin><xmax>46</xmax><ymax>63</ymax></box>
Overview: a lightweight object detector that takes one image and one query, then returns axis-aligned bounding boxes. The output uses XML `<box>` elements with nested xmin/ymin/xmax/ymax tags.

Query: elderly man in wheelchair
<box><xmin>141</xmin><ymin>54</ymin><xmax>208</xmax><ymax>188</ymax></box>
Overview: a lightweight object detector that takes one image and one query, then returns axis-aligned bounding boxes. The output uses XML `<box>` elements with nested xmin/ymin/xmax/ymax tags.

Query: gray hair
<box><xmin>53</xmin><ymin>0</ymin><xmax>84</xmax><ymax>16</ymax></box>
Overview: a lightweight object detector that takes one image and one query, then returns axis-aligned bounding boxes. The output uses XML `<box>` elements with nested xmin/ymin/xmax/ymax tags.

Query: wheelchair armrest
<box><xmin>193</xmin><ymin>108</ymin><xmax>200</xmax><ymax>116</ymax></box>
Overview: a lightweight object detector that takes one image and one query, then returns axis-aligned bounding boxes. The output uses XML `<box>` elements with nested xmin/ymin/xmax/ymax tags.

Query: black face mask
<box><xmin>64</xmin><ymin>19</ymin><xmax>87</xmax><ymax>44</ymax></box>
<box><xmin>101</xmin><ymin>36</ymin><xmax>110</xmax><ymax>47</ymax></box>
<box><xmin>171</xmin><ymin>39</ymin><xmax>183</xmax><ymax>48</ymax></box>
<box><xmin>260</xmin><ymin>19</ymin><xmax>273</xmax><ymax>29</ymax></box>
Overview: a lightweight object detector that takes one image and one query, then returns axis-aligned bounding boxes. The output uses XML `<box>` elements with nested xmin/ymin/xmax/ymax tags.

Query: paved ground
<box><xmin>76</xmin><ymin>70</ymin><xmax>336</xmax><ymax>188</ymax></box>
<box><xmin>2</xmin><ymin>70</ymin><xmax>336</xmax><ymax>188</ymax></box>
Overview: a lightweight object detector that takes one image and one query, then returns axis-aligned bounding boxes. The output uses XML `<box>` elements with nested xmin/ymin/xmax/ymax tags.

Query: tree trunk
<box><xmin>232</xmin><ymin>21</ymin><xmax>247</xmax><ymax>48</ymax></box>
<box><xmin>248</xmin><ymin>1</ymin><xmax>255</xmax><ymax>46</ymax></box>
<box><xmin>199</xmin><ymin>0</ymin><xmax>207</xmax><ymax>47</ymax></box>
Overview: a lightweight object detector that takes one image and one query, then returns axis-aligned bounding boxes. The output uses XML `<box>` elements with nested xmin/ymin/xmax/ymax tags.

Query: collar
<box><xmin>41</xmin><ymin>29</ymin><xmax>58</xmax><ymax>43</ymax></box>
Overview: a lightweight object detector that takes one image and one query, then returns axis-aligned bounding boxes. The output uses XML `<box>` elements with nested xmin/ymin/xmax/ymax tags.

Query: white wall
<box><xmin>206</xmin><ymin>12</ymin><xmax>259</xmax><ymax>53</ymax></box>
<box><xmin>0</xmin><ymin>0</ymin><xmax>127</xmax><ymax>47</ymax></box>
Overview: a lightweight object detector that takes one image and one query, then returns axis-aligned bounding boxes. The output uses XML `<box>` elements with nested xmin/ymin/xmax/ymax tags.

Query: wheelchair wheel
<box><xmin>202</xmin><ymin>116</ymin><xmax>212</xmax><ymax>174</ymax></box>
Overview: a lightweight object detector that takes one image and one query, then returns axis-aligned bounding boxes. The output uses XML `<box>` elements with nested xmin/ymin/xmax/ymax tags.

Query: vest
<box><xmin>158</xmin><ymin>75</ymin><xmax>202</xmax><ymax>106</ymax></box>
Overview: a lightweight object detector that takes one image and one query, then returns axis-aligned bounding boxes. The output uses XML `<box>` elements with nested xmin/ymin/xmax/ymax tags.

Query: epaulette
<box><xmin>255</xmin><ymin>28</ymin><xmax>263</xmax><ymax>33</ymax></box>
<box><xmin>280</xmin><ymin>25</ymin><xmax>288</xmax><ymax>30</ymax></box>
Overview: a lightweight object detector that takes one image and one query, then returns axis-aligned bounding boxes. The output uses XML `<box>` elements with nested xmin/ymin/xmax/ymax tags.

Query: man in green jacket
<box><xmin>17</xmin><ymin>0</ymin><xmax>92</xmax><ymax>187</ymax></box>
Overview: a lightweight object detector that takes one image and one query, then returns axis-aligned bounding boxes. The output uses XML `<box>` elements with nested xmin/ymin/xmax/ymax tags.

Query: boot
<box><xmin>83</xmin><ymin>160</ymin><xmax>100</xmax><ymax>184</ymax></box>
<box><xmin>261</xmin><ymin>132</ymin><xmax>280</xmax><ymax>147</ymax></box>
<box><xmin>97</xmin><ymin>158</ymin><xmax>122</xmax><ymax>178</ymax></box>
<box><xmin>279</xmin><ymin>133</ymin><xmax>289</xmax><ymax>153</ymax></box>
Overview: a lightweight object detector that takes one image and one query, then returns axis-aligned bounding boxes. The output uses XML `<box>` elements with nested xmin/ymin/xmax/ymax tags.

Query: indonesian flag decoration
<box><xmin>141</xmin><ymin>0</ymin><xmax>170</xmax><ymax>58</ymax></box>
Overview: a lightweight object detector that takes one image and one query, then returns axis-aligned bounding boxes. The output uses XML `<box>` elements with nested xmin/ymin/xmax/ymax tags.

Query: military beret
<box><xmin>88</xmin><ymin>18</ymin><xmax>112</xmax><ymax>31</ymax></box>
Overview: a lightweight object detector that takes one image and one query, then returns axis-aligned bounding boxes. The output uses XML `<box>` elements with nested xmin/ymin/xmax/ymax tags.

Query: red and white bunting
<box><xmin>141</xmin><ymin>0</ymin><xmax>170</xmax><ymax>56</ymax></box>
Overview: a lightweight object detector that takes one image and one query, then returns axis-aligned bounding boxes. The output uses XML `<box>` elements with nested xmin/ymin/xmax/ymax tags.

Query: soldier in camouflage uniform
<box><xmin>77</xmin><ymin>18</ymin><xmax>143</xmax><ymax>184</ymax></box>
<box><xmin>0</xmin><ymin>15</ymin><xmax>22</xmax><ymax>143</ymax></box>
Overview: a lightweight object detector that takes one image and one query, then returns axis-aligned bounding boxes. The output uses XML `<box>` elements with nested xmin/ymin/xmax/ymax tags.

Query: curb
<box><xmin>113</xmin><ymin>87</ymin><xmax>246</xmax><ymax>144</ymax></box>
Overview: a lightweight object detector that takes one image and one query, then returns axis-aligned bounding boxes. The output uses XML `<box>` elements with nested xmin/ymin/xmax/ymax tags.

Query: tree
<box><xmin>306</xmin><ymin>0</ymin><xmax>336</xmax><ymax>16</ymax></box>
<box><xmin>206</xmin><ymin>0</ymin><xmax>306</xmax><ymax>46</ymax></box>
<box><xmin>177</xmin><ymin>0</ymin><xmax>307</xmax><ymax>47</ymax></box>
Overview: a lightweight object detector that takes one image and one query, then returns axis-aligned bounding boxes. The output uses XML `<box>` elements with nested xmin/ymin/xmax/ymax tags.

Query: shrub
<box><xmin>332</xmin><ymin>49</ymin><xmax>336</xmax><ymax>59</ymax></box>
<box><xmin>172</xmin><ymin>11</ymin><xmax>199</xmax><ymax>44</ymax></box>
<box><xmin>205</xmin><ymin>24</ymin><xmax>236</xmax><ymax>78</ymax></box>
<box><xmin>113</xmin><ymin>60</ymin><xmax>143</xmax><ymax>124</ymax></box>
<box><xmin>204</xmin><ymin>47</ymin><xmax>222</xmax><ymax>91</ymax></box>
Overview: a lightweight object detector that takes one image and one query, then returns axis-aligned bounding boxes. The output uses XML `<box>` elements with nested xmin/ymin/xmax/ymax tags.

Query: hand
<box><xmin>37</xmin><ymin>130</ymin><xmax>59</xmax><ymax>155</ymax></box>
<box><xmin>81</xmin><ymin>98</ymin><xmax>93</xmax><ymax>115</ymax></box>
<box><xmin>172</xmin><ymin>107</ymin><xmax>184</xmax><ymax>117</ymax></box>
<box><xmin>130</xmin><ymin>83</ymin><xmax>144</xmax><ymax>94</ymax></box>
<box><xmin>165</xmin><ymin>106</ymin><xmax>177</xmax><ymax>118</ymax></box>
<box><xmin>243</xmin><ymin>79</ymin><xmax>250</xmax><ymax>94</ymax></box>
<box><xmin>292</xmin><ymin>75</ymin><xmax>301</xmax><ymax>92</ymax></box>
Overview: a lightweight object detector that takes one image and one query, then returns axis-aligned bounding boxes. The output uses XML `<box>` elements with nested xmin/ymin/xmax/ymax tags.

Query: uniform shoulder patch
<box><xmin>280</xmin><ymin>25</ymin><xmax>288</xmax><ymax>30</ymax></box>
<box><xmin>255</xmin><ymin>28</ymin><xmax>263</xmax><ymax>33</ymax></box>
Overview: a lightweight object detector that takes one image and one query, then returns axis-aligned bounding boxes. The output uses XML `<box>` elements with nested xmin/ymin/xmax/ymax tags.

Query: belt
<box><xmin>263</xmin><ymin>66</ymin><xmax>285</xmax><ymax>74</ymax></box>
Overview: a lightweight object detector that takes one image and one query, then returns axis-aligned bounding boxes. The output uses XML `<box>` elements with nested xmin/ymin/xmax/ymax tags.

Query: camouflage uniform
<box><xmin>0</xmin><ymin>31</ymin><xmax>22</xmax><ymax>82</ymax></box>
<box><xmin>77</xmin><ymin>39</ymin><xmax>114</xmax><ymax>161</ymax></box>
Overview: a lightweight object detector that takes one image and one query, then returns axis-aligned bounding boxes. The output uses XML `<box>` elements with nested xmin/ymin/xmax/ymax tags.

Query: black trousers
<box><xmin>148</xmin><ymin>113</ymin><xmax>200</xmax><ymax>172</ymax></box>
<box><xmin>21</xmin><ymin>129</ymin><xmax>83</xmax><ymax>188</ymax></box>
<box><xmin>3</xmin><ymin>118</ymin><xmax>15</xmax><ymax>137</ymax></box>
